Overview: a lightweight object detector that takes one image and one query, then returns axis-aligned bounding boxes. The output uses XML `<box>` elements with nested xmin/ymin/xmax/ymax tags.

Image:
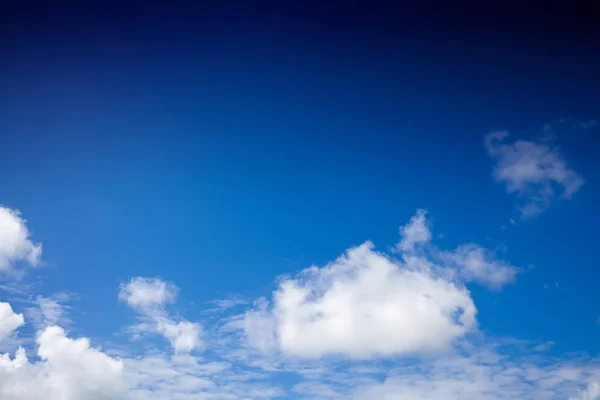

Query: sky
<box><xmin>1</xmin><ymin>2</ymin><xmax>600</xmax><ymax>399</ymax></box>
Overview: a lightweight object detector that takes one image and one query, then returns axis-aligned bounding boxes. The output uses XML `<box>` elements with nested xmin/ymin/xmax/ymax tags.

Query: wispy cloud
<box><xmin>206</xmin><ymin>295</ymin><xmax>248</xmax><ymax>312</ymax></box>
<box><xmin>533</xmin><ymin>340</ymin><xmax>556</xmax><ymax>352</ymax></box>
<box><xmin>25</xmin><ymin>293</ymin><xmax>74</xmax><ymax>330</ymax></box>
<box><xmin>485</xmin><ymin>131</ymin><xmax>584</xmax><ymax>218</ymax></box>
<box><xmin>440</xmin><ymin>243</ymin><xmax>518</xmax><ymax>290</ymax></box>
<box><xmin>120</xmin><ymin>277</ymin><xmax>203</xmax><ymax>354</ymax></box>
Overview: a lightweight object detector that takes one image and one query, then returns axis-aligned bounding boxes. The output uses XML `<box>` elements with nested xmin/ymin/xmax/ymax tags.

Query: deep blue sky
<box><xmin>1</xmin><ymin>0</ymin><xmax>599</xmax><ymax>368</ymax></box>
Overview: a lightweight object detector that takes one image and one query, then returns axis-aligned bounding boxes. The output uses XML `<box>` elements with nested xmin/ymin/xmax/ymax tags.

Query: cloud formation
<box><xmin>1</xmin><ymin>206</ymin><xmax>597</xmax><ymax>399</ymax></box>
<box><xmin>485</xmin><ymin>131</ymin><xmax>584</xmax><ymax>217</ymax></box>
<box><xmin>0</xmin><ymin>301</ymin><xmax>283</xmax><ymax>400</ymax></box>
<box><xmin>242</xmin><ymin>210</ymin><xmax>523</xmax><ymax>360</ymax></box>
<box><xmin>119</xmin><ymin>277</ymin><xmax>178</xmax><ymax>310</ymax></box>
<box><xmin>350</xmin><ymin>350</ymin><xmax>600</xmax><ymax>400</ymax></box>
<box><xmin>0</xmin><ymin>302</ymin><xmax>24</xmax><ymax>342</ymax></box>
<box><xmin>120</xmin><ymin>277</ymin><xmax>202</xmax><ymax>353</ymax></box>
<box><xmin>245</xmin><ymin>241</ymin><xmax>477</xmax><ymax>359</ymax></box>
<box><xmin>25</xmin><ymin>294</ymin><xmax>74</xmax><ymax>330</ymax></box>
<box><xmin>397</xmin><ymin>209</ymin><xmax>432</xmax><ymax>251</ymax></box>
<box><xmin>442</xmin><ymin>243</ymin><xmax>518</xmax><ymax>290</ymax></box>
<box><xmin>0</xmin><ymin>206</ymin><xmax>42</xmax><ymax>275</ymax></box>
<box><xmin>243</xmin><ymin>210</ymin><xmax>505</xmax><ymax>360</ymax></box>
<box><xmin>0</xmin><ymin>325</ymin><xmax>125</xmax><ymax>400</ymax></box>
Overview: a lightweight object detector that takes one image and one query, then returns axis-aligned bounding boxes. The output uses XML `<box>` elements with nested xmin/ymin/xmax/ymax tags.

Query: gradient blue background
<box><xmin>1</xmin><ymin>2</ymin><xmax>599</xmax><ymax>354</ymax></box>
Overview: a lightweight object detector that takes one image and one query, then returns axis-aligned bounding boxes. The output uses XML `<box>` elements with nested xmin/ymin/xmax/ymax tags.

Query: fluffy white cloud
<box><xmin>0</xmin><ymin>324</ymin><xmax>125</xmax><ymax>400</ymax></box>
<box><xmin>397</xmin><ymin>209</ymin><xmax>431</xmax><ymax>251</ymax></box>
<box><xmin>119</xmin><ymin>277</ymin><xmax>177</xmax><ymax>310</ymax></box>
<box><xmin>441</xmin><ymin>244</ymin><xmax>518</xmax><ymax>290</ymax></box>
<box><xmin>0</xmin><ymin>347</ymin><xmax>27</xmax><ymax>371</ymax></box>
<box><xmin>485</xmin><ymin>131</ymin><xmax>584</xmax><ymax>217</ymax></box>
<box><xmin>120</xmin><ymin>277</ymin><xmax>202</xmax><ymax>353</ymax></box>
<box><xmin>243</xmin><ymin>210</ymin><xmax>526</xmax><ymax>359</ymax></box>
<box><xmin>0</xmin><ymin>302</ymin><xmax>24</xmax><ymax>342</ymax></box>
<box><xmin>0</xmin><ymin>207</ymin><xmax>42</xmax><ymax>274</ymax></box>
<box><xmin>155</xmin><ymin>319</ymin><xmax>203</xmax><ymax>354</ymax></box>
<box><xmin>245</xmin><ymin>241</ymin><xmax>477</xmax><ymax>359</ymax></box>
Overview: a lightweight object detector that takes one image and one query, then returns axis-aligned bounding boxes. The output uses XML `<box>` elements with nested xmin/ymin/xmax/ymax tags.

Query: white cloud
<box><xmin>485</xmin><ymin>131</ymin><xmax>584</xmax><ymax>217</ymax></box>
<box><xmin>0</xmin><ymin>324</ymin><xmax>125</xmax><ymax>400</ymax></box>
<box><xmin>155</xmin><ymin>319</ymin><xmax>202</xmax><ymax>354</ymax></box>
<box><xmin>441</xmin><ymin>244</ymin><xmax>518</xmax><ymax>290</ymax></box>
<box><xmin>120</xmin><ymin>277</ymin><xmax>202</xmax><ymax>353</ymax></box>
<box><xmin>0</xmin><ymin>347</ymin><xmax>27</xmax><ymax>371</ymax></box>
<box><xmin>119</xmin><ymin>277</ymin><xmax>177</xmax><ymax>310</ymax></box>
<box><xmin>3</xmin><ymin>205</ymin><xmax>597</xmax><ymax>400</ymax></box>
<box><xmin>244</xmin><ymin>298</ymin><xmax>278</xmax><ymax>354</ymax></box>
<box><xmin>242</xmin><ymin>209</ymin><xmax>525</xmax><ymax>359</ymax></box>
<box><xmin>351</xmin><ymin>351</ymin><xmax>600</xmax><ymax>400</ymax></box>
<box><xmin>0</xmin><ymin>206</ymin><xmax>42</xmax><ymax>275</ymax></box>
<box><xmin>0</xmin><ymin>302</ymin><xmax>24</xmax><ymax>342</ymax></box>
<box><xmin>245</xmin><ymin>240</ymin><xmax>477</xmax><ymax>359</ymax></box>
<box><xmin>397</xmin><ymin>209</ymin><xmax>431</xmax><ymax>251</ymax></box>
<box><xmin>124</xmin><ymin>353</ymin><xmax>284</xmax><ymax>400</ymax></box>
<box><xmin>0</xmin><ymin>302</ymin><xmax>282</xmax><ymax>400</ymax></box>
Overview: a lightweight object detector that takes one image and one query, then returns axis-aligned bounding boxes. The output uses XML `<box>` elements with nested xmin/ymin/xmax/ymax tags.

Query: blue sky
<box><xmin>1</xmin><ymin>2</ymin><xmax>600</xmax><ymax>399</ymax></box>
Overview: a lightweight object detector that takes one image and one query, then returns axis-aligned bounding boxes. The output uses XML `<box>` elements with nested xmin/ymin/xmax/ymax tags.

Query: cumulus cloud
<box><xmin>244</xmin><ymin>240</ymin><xmax>477</xmax><ymax>359</ymax></box>
<box><xmin>0</xmin><ymin>206</ymin><xmax>42</xmax><ymax>275</ymax></box>
<box><xmin>0</xmin><ymin>324</ymin><xmax>125</xmax><ymax>400</ymax></box>
<box><xmin>119</xmin><ymin>277</ymin><xmax>177</xmax><ymax>310</ymax></box>
<box><xmin>485</xmin><ymin>131</ymin><xmax>584</xmax><ymax>217</ymax></box>
<box><xmin>0</xmin><ymin>302</ymin><xmax>24</xmax><ymax>342</ymax></box>
<box><xmin>155</xmin><ymin>319</ymin><xmax>202</xmax><ymax>354</ymax></box>
<box><xmin>0</xmin><ymin>302</ymin><xmax>281</xmax><ymax>400</ymax></box>
<box><xmin>3</xmin><ymin>305</ymin><xmax>599</xmax><ymax>400</ymax></box>
<box><xmin>242</xmin><ymin>210</ymin><xmax>525</xmax><ymax>359</ymax></box>
<box><xmin>120</xmin><ymin>277</ymin><xmax>202</xmax><ymax>353</ymax></box>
